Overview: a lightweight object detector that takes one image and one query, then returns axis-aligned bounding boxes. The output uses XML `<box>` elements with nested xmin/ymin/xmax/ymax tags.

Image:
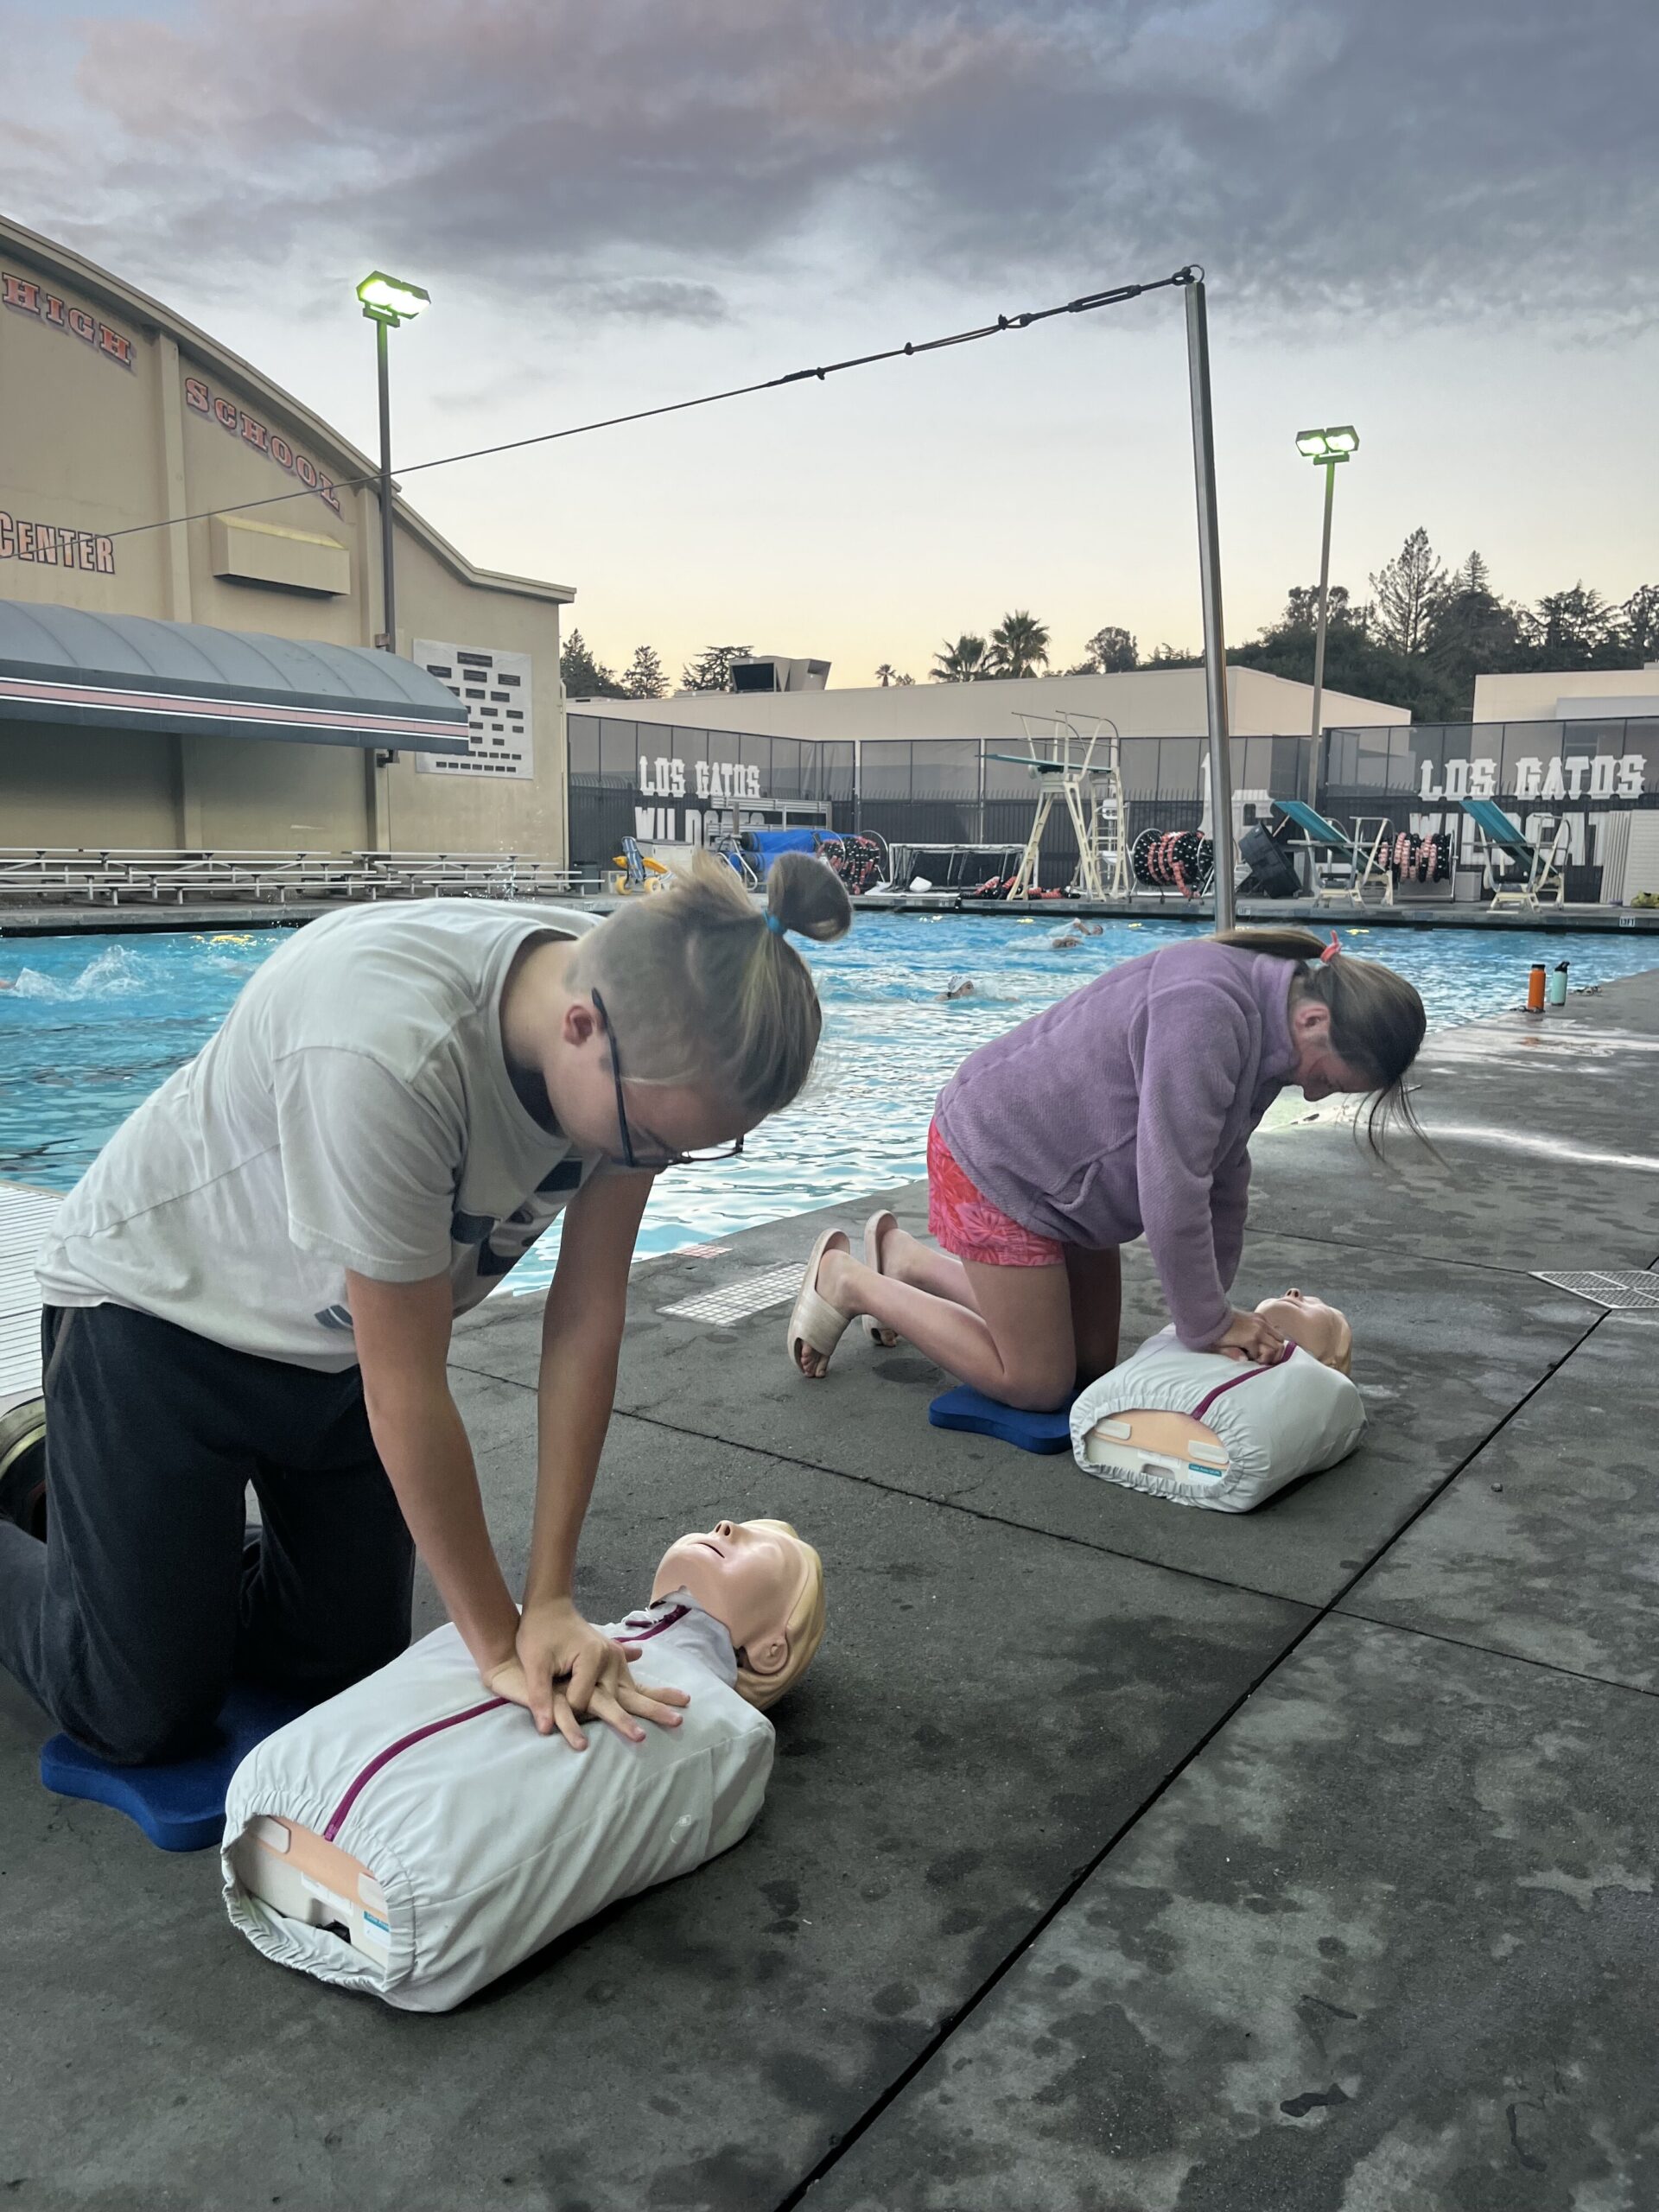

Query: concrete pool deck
<box><xmin>3</xmin><ymin>975</ymin><xmax>1658</xmax><ymax>2209</ymax></box>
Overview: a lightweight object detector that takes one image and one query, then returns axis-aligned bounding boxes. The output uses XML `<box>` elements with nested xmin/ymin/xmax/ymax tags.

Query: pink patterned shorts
<box><xmin>926</xmin><ymin>1122</ymin><xmax>1066</xmax><ymax>1268</ymax></box>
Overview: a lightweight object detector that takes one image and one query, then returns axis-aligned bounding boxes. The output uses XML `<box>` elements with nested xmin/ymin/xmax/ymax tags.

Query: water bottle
<box><xmin>1527</xmin><ymin>962</ymin><xmax>1546</xmax><ymax>1012</ymax></box>
<box><xmin>1548</xmin><ymin>960</ymin><xmax>1568</xmax><ymax>1007</ymax></box>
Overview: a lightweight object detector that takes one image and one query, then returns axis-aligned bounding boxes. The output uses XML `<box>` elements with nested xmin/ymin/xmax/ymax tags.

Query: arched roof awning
<box><xmin>0</xmin><ymin>601</ymin><xmax>470</xmax><ymax>753</ymax></box>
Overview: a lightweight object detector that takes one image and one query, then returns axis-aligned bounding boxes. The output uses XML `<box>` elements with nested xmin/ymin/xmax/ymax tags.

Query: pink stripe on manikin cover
<box><xmin>324</xmin><ymin>1698</ymin><xmax>507</xmax><ymax>1840</ymax></box>
<box><xmin>321</xmin><ymin>1606</ymin><xmax>690</xmax><ymax>1841</ymax></box>
<box><xmin>1191</xmin><ymin>1341</ymin><xmax>1294</xmax><ymax>1426</ymax></box>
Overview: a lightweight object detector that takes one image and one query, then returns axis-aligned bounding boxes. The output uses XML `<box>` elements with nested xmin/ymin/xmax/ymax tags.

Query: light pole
<box><xmin>1294</xmin><ymin>423</ymin><xmax>1358</xmax><ymax>803</ymax></box>
<box><xmin>356</xmin><ymin>272</ymin><xmax>431</xmax><ymax>653</ymax></box>
<box><xmin>1181</xmin><ymin>271</ymin><xmax>1237</xmax><ymax>931</ymax></box>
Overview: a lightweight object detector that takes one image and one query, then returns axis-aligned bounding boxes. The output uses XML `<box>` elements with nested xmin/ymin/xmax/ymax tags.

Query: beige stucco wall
<box><xmin>1471</xmin><ymin>666</ymin><xmax>1659</xmax><ymax>723</ymax></box>
<box><xmin>579</xmin><ymin>664</ymin><xmax>1408</xmax><ymax>742</ymax></box>
<box><xmin>0</xmin><ymin>217</ymin><xmax>574</xmax><ymax>861</ymax></box>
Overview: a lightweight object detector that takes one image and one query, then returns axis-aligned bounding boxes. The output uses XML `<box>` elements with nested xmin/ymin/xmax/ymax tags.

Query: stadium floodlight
<box><xmin>355</xmin><ymin>275</ymin><xmax>432</xmax><ymax>660</ymax></box>
<box><xmin>1294</xmin><ymin>424</ymin><xmax>1361</xmax><ymax>791</ymax></box>
<box><xmin>356</xmin><ymin>271</ymin><xmax>431</xmax><ymax>326</ymax></box>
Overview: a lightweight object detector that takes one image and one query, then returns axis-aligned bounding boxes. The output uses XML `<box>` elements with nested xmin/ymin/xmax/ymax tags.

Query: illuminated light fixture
<box><xmin>357</xmin><ymin>270</ymin><xmax>431</xmax><ymax>326</ymax></box>
<box><xmin>1294</xmin><ymin>422</ymin><xmax>1360</xmax><ymax>793</ymax></box>
<box><xmin>1295</xmin><ymin>423</ymin><xmax>1359</xmax><ymax>461</ymax></box>
<box><xmin>357</xmin><ymin>272</ymin><xmax>431</xmax><ymax>659</ymax></box>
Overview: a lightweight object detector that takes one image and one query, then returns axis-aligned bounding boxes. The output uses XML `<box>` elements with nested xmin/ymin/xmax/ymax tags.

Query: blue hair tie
<box><xmin>766</xmin><ymin>912</ymin><xmax>786</xmax><ymax>936</ymax></box>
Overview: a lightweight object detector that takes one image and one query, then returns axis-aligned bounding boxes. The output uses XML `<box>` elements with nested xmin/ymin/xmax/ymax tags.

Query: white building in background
<box><xmin>1473</xmin><ymin>664</ymin><xmax>1659</xmax><ymax>724</ymax></box>
<box><xmin>573</xmin><ymin>664</ymin><xmax>1408</xmax><ymax>743</ymax></box>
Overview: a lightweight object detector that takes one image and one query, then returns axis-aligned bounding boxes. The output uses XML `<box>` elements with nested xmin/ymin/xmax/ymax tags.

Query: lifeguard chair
<box><xmin>993</xmin><ymin>715</ymin><xmax>1131</xmax><ymax>901</ymax></box>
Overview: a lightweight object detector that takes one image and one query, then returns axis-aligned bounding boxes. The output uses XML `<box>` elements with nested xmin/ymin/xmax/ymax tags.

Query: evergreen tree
<box><xmin>621</xmin><ymin>645</ymin><xmax>667</xmax><ymax>699</ymax></box>
<box><xmin>1527</xmin><ymin>583</ymin><xmax>1620</xmax><ymax>669</ymax></box>
<box><xmin>1067</xmin><ymin>625</ymin><xmax>1138</xmax><ymax>675</ymax></box>
<box><xmin>1369</xmin><ymin>527</ymin><xmax>1450</xmax><ymax>657</ymax></box>
<box><xmin>560</xmin><ymin>628</ymin><xmax>626</xmax><ymax>698</ymax></box>
<box><xmin>1423</xmin><ymin>556</ymin><xmax>1525</xmax><ymax>715</ymax></box>
<box><xmin>1619</xmin><ymin>584</ymin><xmax>1659</xmax><ymax>663</ymax></box>
<box><xmin>679</xmin><ymin>645</ymin><xmax>753</xmax><ymax>692</ymax></box>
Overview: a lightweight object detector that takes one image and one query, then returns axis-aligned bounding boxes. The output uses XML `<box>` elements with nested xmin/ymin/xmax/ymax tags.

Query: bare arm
<box><xmin>346</xmin><ymin>1268</ymin><xmax>519</xmax><ymax>1676</ymax></box>
<box><xmin>523</xmin><ymin>1166</ymin><xmax>654</xmax><ymax>1607</ymax></box>
<box><xmin>502</xmin><ymin>1168</ymin><xmax>687</xmax><ymax>1748</ymax></box>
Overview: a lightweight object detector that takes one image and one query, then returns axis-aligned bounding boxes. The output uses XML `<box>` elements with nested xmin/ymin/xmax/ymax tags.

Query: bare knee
<box><xmin>999</xmin><ymin>1359</ymin><xmax>1075</xmax><ymax>1414</ymax></box>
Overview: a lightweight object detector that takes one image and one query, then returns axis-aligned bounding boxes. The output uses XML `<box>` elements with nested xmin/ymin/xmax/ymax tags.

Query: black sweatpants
<box><xmin>0</xmin><ymin>1304</ymin><xmax>414</xmax><ymax>1764</ymax></box>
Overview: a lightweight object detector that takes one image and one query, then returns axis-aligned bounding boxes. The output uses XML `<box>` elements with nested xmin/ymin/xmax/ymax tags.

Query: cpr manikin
<box><xmin>1070</xmin><ymin>1290</ymin><xmax>1365</xmax><ymax>1513</ymax></box>
<box><xmin>222</xmin><ymin>1518</ymin><xmax>824</xmax><ymax>2012</ymax></box>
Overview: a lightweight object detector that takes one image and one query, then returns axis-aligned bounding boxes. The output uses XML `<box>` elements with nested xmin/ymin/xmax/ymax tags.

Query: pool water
<box><xmin>3</xmin><ymin>916</ymin><xmax>1654</xmax><ymax>1293</ymax></box>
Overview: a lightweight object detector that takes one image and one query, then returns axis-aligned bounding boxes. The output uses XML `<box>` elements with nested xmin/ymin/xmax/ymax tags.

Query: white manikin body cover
<box><xmin>221</xmin><ymin>1594</ymin><xmax>772</xmax><ymax>2012</ymax></box>
<box><xmin>1070</xmin><ymin>1328</ymin><xmax>1366</xmax><ymax>1512</ymax></box>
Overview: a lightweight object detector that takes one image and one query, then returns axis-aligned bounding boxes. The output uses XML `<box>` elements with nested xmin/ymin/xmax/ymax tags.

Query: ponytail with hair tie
<box><xmin>1210</xmin><ymin>922</ymin><xmax>1426</xmax><ymax>1157</ymax></box>
<box><xmin>573</xmin><ymin>846</ymin><xmax>852</xmax><ymax>1120</ymax></box>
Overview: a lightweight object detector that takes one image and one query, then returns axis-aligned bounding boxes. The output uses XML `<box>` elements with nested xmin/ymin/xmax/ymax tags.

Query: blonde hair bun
<box><xmin>571</xmin><ymin>849</ymin><xmax>852</xmax><ymax>1118</ymax></box>
<box><xmin>766</xmin><ymin>850</ymin><xmax>853</xmax><ymax>944</ymax></box>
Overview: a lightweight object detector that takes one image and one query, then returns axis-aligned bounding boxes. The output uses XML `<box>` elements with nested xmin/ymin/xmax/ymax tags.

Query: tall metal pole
<box><xmin>1307</xmin><ymin>455</ymin><xmax>1337</xmax><ymax>803</ymax></box>
<box><xmin>375</xmin><ymin>315</ymin><xmax>396</xmax><ymax>653</ymax></box>
<box><xmin>1183</xmin><ymin>274</ymin><xmax>1236</xmax><ymax>931</ymax></box>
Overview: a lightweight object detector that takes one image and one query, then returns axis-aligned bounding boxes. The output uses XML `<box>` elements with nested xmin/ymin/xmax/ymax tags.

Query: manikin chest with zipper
<box><xmin>1070</xmin><ymin>1327</ymin><xmax>1367</xmax><ymax>1513</ymax></box>
<box><xmin>222</xmin><ymin>1596</ymin><xmax>774</xmax><ymax>2012</ymax></box>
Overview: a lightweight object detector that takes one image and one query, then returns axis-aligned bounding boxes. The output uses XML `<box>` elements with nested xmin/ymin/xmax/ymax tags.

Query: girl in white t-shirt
<box><xmin>2</xmin><ymin>853</ymin><xmax>849</xmax><ymax>1769</ymax></box>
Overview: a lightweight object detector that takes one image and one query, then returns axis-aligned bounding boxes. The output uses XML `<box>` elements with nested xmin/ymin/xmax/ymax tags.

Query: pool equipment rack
<box><xmin>995</xmin><ymin>715</ymin><xmax>1133</xmax><ymax>902</ymax></box>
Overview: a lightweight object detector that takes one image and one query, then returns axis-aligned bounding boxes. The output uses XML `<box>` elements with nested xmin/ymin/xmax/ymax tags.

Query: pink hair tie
<box><xmin>1320</xmin><ymin>931</ymin><xmax>1342</xmax><ymax>964</ymax></box>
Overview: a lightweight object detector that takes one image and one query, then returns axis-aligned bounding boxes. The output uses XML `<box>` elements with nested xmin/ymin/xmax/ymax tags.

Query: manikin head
<box><xmin>652</xmin><ymin>1518</ymin><xmax>827</xmax><ymax>1710</ymax></box>
<box><xmin>1255</xmin><ymin>1287</ymin><xmax>1353</xmax><ymax>1376</ymax></box>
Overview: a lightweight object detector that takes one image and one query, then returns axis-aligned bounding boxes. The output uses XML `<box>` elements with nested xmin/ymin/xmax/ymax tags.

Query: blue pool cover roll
<box><xmin>741</xmin><ymin>828</ymin><xmax>842</xmax><ymax>872</ymax></box>
<box><xmin>928</xmin><ymin>1384</ymin><xmax>1075</xmax><ymax>1454</ymax></box>
<box><xmin>40</xmin><ymin>1682</ymin><xmax>309</xmax><ymax>1853</ymax></box>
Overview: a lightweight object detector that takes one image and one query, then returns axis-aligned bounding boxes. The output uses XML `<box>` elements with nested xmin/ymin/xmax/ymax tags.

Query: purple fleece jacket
<box><xmin>931</xmin><ymin>939</ymin><xmax>1297</xmax><ymax>1348</ymax></box>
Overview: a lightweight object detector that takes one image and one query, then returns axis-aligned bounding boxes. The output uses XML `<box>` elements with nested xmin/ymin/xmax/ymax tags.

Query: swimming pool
<box><xmin>3</xmin><ymin>915</ymin><xmax>1654</xmax><ymax>1292</ymax></box>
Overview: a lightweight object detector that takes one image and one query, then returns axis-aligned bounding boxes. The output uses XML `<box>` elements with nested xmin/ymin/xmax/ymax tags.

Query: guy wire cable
<box><xmin>102</xmin><ymin>266</ymin><xmax>1199</xmax><ymax>544</ymax></box>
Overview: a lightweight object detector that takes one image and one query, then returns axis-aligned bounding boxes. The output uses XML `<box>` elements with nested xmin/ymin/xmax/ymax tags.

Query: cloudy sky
<box><xmin>5</xmin><ymin>0</ymin><xmax>1656</xmax><ymax>686</ymax></box>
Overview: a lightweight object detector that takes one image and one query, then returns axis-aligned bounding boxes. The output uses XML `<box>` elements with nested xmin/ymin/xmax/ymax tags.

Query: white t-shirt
<box><xmin>36</xmin><ymin>899</ymin><xmax>604</xmax><ymax>1370</ymax></box>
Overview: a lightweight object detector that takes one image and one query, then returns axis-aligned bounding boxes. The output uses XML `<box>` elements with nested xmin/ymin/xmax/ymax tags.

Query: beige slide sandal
<box><xmin>861</xmin><ymin>1210</ymin><xmax>900</xmax><ymax>1346</ymax></box>
<box><xmin>788</xmin><ymin>1230</ymin><xmax>855</xmax><ymax>1379</ymax></box>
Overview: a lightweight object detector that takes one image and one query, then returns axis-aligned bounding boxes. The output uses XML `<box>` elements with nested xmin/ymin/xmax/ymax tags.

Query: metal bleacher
<box><xmin>0</xmin><ymin>848</ymin><xmax>595</xmax><ymax>908</ymax></box>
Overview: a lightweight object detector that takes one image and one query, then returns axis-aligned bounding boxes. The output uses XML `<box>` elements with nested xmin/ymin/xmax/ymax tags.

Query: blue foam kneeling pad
<box><xmin>928</xmin><ymin>1384</ymin><xmax>1076</xmax><ymax>1454</ymax></box>
<box><xmin>39</xmin><ymin>1682</ymin><xmax>308</xmax><ymax>1853</ymax></box>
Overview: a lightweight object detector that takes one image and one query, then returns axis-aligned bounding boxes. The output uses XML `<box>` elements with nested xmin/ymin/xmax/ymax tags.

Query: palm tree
<box><xmin>930</xmin><ymin>634</ymin><xmax>989</xmax><ymax>683</ymax></box>
<box><xmin>874</xmin><ymin>663</ymin><xmax>895</xmax><ymax>687</ymax></box>
<box><xmin>985</xmin><ymin>610</ymin><xmax>1051</xmax><ymax>680</ymax></box>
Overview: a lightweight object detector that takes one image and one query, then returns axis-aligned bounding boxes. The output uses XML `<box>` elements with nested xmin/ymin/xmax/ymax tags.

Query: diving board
<box><xmin>1272</xmin><ymin>801</ymin><xmax>1394</xmax><ymax>907</ymax></box>
<box><xmin>1456</xmin><ymin>796</ymin><xmax>1568</xmax><ymax>911</ymax></box>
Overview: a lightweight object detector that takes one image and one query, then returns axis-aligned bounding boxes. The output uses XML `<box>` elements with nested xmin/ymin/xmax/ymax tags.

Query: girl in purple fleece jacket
<box><xmin>788</xmin><ymin>929</ymin><xmax>1424</xmax><ymax>1409</ymax></box>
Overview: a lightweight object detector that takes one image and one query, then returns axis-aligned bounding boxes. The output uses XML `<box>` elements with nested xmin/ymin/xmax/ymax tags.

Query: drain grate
<box><xmin>659</xmin><ymin>1262</ymin><xmax>803</xmax><ymax>1327</ymax></box>
<box><xmin>1532</xmin><ymin>1268</ymin><xmax>1659</xmax><ymax>1311</ymax></box>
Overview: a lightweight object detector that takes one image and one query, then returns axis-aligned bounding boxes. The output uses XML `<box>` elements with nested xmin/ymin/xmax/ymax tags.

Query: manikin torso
<box><xmin>226</xmin><ymin>1595</ymin><xmax>776</xmax><ymax>2012</ymax></box>
<box><xmin>223</xmin><ymin>1518</ymin><xmax>822</xmax><ymax>2011</ymax></box>
<box><xmin>1088</xmin><ymin>1291</ymin><xmax>1351</xmax><ymax>1482</ymax></box>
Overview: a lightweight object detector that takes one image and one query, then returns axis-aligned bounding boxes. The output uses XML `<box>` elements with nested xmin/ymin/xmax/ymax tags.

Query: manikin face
<box><xmin>651</xmin><ymin>1520</ymin><xmax>813</xmax><ymax>1682</ymax></box>
<box><xmin>1287</xmin><ymin>997</ymin><xmax>1372</xmax><ymax>1103</ymax></box>
<box><xmin>1255</xmin><ymin>1287</ymin><xmax>1352</xmax><ymax>1372</ymax></box>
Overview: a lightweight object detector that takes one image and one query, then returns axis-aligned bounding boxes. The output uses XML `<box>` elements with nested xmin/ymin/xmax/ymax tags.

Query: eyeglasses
<box><xmin>590</xmin><ymin>988</ymin><xmax>746</xmax><ymax>1173</ymax></box>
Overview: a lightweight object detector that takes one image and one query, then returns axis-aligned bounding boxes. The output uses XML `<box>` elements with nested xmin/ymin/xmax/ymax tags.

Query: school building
<box><xmin>0</xmin><ymin>213</ymin><xmax>574</xmax><ymax>863</ymax></box>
